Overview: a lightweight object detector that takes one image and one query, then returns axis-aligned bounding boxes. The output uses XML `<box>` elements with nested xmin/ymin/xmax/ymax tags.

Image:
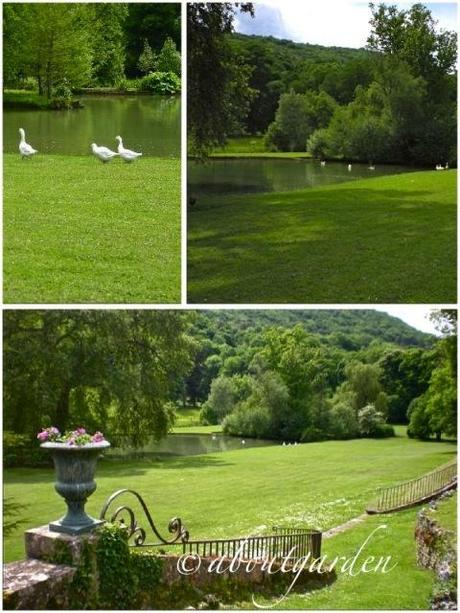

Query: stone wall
<box><xmin>415</xmin><ymin>498</ymin><xmax>457</xmax><ymax>610</ymax></box>
<box><xmin>3</xmin><ymin>525</ymin><xmax>335</xmax><ymax>610</ymax></box>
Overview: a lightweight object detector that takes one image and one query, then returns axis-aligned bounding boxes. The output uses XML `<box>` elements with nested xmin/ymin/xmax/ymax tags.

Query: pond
<box><xmin>109</xmin><ymin>433</ymin><xmax>275</xmax><ymax>458</ymax></box>
<box><xmin>188</xmin><ymin>158</ymin><xmax>420</xmax><ymax>197</ymax></box>
<box><xmin>4</xmin><ymin>95</ymin><xmax>180</xmax><ymax>157</ymax></box>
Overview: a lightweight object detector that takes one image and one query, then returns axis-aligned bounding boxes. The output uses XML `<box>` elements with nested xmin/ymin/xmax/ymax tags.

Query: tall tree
<box><xmin>124</xmin><ymin>3</ymin><xmax>181</xmax><ymax>77</ymax></box>
<box><xmin>4</xmin><ymin>3</ymin><xmax>93</xmax><ymax>97</ymax></box>
<box><xmin>3</xmin><ymin>311</ymin><xmax>196</xmax><ymax>446</ymax></box>
<box><xmin>90</xmin><ymin>3</ymin><xmax>128</xmax><ymax>86</ymax></box>
<box><xmin>187</xmin><ymin>2</ymin><xmax>256</xmax><ymax>157</ymax></box>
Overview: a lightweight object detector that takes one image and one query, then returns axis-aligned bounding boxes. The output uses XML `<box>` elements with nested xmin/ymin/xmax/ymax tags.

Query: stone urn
<box><xmin>41</xmin><ymin>441</ymin><xmax>110</xmax><ymax>535</ymax></box>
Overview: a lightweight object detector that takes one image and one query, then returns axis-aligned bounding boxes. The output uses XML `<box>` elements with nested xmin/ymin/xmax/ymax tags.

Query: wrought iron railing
<box><xmin>99</xmin><ymin>489</ymin><xmax>321</xmax><ymax>561</ymax></box>
<box><xmin>99</xmin><ymin>488</ymin><xmax>189</xmax><ymax>546</ymax></box>
<box><xmin>177</xmin><ymin>528</ymin><xmax>321</xmax><ymax>561</ymax></box>
<box><xmin>367</xmin><ymin>459</ymin><xmax>457</xmax><ymax>514</ymax></box>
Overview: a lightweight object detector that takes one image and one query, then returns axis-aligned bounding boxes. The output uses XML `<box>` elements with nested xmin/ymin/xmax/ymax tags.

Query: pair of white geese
<box><xmin>18</xmin><ymin>128</ymin><xmax>142</xmax><ymax>163</ymax></box>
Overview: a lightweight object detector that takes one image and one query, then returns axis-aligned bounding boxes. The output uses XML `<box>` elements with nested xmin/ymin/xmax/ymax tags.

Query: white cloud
<box><xmin>236</xmin><ymin>1</ymin><xmax>457</xmax><ymax>48</ymax></box>
<box><xmin>376</xmin><ymin>307</ymin><xmax>441</xmax><ymax>335</ymax></box>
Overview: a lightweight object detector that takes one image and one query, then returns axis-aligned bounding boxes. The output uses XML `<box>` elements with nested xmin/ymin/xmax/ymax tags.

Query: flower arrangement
<box><xmin>37</xmin><ymin>426</ymin><xmax>106</xmax><ymax>446</ymax></box>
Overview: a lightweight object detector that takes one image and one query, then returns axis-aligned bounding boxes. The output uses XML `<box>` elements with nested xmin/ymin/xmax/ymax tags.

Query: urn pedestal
<box><xmin>41</xmin><ymin>441</ymin><xmax>110</xmax><ymax>535</ymax></box>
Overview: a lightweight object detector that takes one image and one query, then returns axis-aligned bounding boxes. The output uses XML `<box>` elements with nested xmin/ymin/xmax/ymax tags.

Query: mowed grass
<box><xmin>4</xmin><ymin>154</ymin><xmax>180</xmax><ymax>303</ymax></box>
<box><xmin>188</xmin><ymin>170</ymin><xmax>456</xmax><ymax>303</ymax></box>
<box><xmin>250</xmin><ymin>504</ymin><xmax>454</xmax><ymax>610</ymax></box>
<box><xmin>4</xmin><ymin>430</ymin><xmax>455</xmax><ymax>567</ymax></box>
<box><xmin>210</xmin><ymin>136</ymin><xmax>311</xmax><ymax>159</ymax></box>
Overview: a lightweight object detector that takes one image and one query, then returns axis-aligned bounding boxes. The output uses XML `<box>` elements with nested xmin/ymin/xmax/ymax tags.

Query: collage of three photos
<box><xmin>2</xmin><ymin>1</ymin><xmax>458</xmax><ymax>611</ymax></box>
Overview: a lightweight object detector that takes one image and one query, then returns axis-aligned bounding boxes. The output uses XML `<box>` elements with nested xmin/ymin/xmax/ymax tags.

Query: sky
<box><xmin>235</xmin><ymin>1</ymin><xmax>458</xmax><ymax>49</ymax></box>
<box><xmin>377</xmin><ymin>307</ymin><xmax>442</xmax><ymax>335</ymax></box>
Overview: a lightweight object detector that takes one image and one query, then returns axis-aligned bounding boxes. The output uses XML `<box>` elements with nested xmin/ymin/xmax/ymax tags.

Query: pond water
<box><xmin>188</xmin><ymin>158</ymin><xmax>420</xmax><ymax>197</ymax></box>
<box><xmin>4</xmin><ymin>95</ymin><xmax>180</xmax><ymax>157</ymax></box>
<box><xmin>109</xmin><ymin>433</ymin><xmax>275</xmax><ymax>458</ymax></box>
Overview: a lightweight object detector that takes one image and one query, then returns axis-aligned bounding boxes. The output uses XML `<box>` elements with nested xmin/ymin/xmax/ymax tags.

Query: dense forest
<box><xmin>4</xmin><ymin>310</ymin><xmax>456</xmax><ymax>459</ymax></box>
<box><xmin>3</xmin><ymin>3</ymin><xmax>181</xmax><ymax>102</ymax></box>
<box><xmin>188</xmin><ymin>3</ymin><xmax>457</xmax><ymax>165</ymax></box>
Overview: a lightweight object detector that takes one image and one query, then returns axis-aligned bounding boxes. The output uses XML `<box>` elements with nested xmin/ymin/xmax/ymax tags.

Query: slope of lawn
<box><xmin>188</xmin><ymin>170</ymin><xmax>456</xmax><ymax>303</ymax></box>
<box><xmin>4</xmin><ymin>154</ymin><xmax>180</xmax><ymax>303</ymax></box>
<box><xmin>4</xmin><ymin>429</ymin><xmax>455</xmax><ymax>566</ymax></box>
<box><xmin>249</xmin><ymin>502</ymin><xmax>456</xmax><ymax>610</ymax></box>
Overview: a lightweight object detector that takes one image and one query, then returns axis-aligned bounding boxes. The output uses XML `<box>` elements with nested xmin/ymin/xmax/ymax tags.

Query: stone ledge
<box><xmin>3</xmin><ymin>559</ymin><xmax>75</xmax><ymax>610</ymax></box>
<box><xmin>25</xmin><ymin>524</ymin><xmax>100</xmax><ymax>566</ymax></box>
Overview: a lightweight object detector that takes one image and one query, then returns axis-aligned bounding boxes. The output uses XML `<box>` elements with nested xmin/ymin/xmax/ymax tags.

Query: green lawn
<box><xmin>4</xmin><ymin>430</ymin><xmax>455</xmax><ymax>568</ymax></box>
<box><xmin>3</xmin><ymin>90</ymin><xmax>50</xmax><ymax>109</ymax></box>
<box><xmin>250</xmin><ymin>506</ymin><xmax>450</xmax><ymax>610</ymax></box>
<box><xmin>188</xmin><ymin>170</ymin><xmax>456</xmax><ymax>303</ymax></box>
<box><xmin>208</xmin><ymin>135</ymin><xmax>311</xmax><ymax>159</ymax></box>
<box><xmin>4</xmin><ymin>154</ymin><xmax>180</xmax><ymax>303</ymax></box>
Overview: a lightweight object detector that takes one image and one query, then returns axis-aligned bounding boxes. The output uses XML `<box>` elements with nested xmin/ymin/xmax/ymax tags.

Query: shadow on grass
<box><xmin>188</xmin><ymin>178</ymin><xmax>456</xmax><ymax>303</ymax></box>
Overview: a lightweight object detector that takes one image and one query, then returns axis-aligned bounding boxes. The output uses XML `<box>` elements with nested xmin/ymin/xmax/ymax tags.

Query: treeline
<box><xmin>3</xmin><ymin>3</ymin><xmax>181</xmax><ymax>100</ymax></box>
<box><xmin>184</xmin><ymin>310</ymin><xmax>456</xmax><ymax>442</ymax></box>
<box><xmin>3</xmin><ymin>310</ymin><xmax>456</xmax><ymax>457</ymax></box>
<box><xmin>244</xmin><ymin>5</ymin><xmax>456</xmax><ymax>165</ymax></box>
<box><xmin>188</xmin><ymin>3</ymin><xmax>457</xmax><ymax>165</ymax></box>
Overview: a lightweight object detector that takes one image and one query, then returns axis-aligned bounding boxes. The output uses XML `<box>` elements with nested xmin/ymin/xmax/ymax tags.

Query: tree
<box><xmin>266</xmin><ymin>90</ymin><xmax>336</xmax><ymax>152</ymax></box>
<box><xmin>187</xmin><ymin>2</ymin><xmax>256</xmax><ymax>157</ymax></box>
<box><xmin>200</xmin><ymin>376</ymin><xmax>237</xmax><ymax>424</ymax></box>
<box><xmin>3</xmin><ymin>311</ymin><xmax>196</xmax><ymax>446</ymax></box>
<box><xmin>137</xmin><ymin>39</ymin><xmax>157</xmax><ymax>76</ymax></box>
<box><xmin>90</xmin><ymin>4</ymin><xmax>128</xmax><ymax>86</ymax></box>
<box><xmin>408</xmin><ymin>310</ymin><xmax>457</xmax><ymax>440</ymax></box>
<box><xmin>368</xmin><ymin>3</ymin><xmax>457</xmax><ymax>86</ymax></box>
<box><xmin>124</xmin><ymin>3</ymin><xmax>181</xmax><ymax>77</ymax></box>
<box><xmin>157</xmin><ymin>36</ymin><xmax>181</xmax><ymax>76</ymax></box>
<box><xmin>378</xmin><ymin>348</ymin><xmax>435</xmax><ymax>423</ymax></box>
<box><xmin>340</xmin><ymin>361</ymin><xmax>388</xmax><ymax>414</ymax></box>
<box><xmin>5</xmin><ymin>4</ymin><xmax>93</xmax><ymax>98</ymax></box>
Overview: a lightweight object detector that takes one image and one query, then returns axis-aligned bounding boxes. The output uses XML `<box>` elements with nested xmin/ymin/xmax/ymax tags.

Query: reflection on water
<box><xmin>109</xmin><ymin>433</ymin><xmax>274</xmax><ymax>458</ymax></box>
<box><xmin>188</xmin><ymin>158</ymin><xmax>420</xmax><ymax>197</ymax></box>
<box><xmin>4</xmin><ymin>95</ymin><xmax>180</xmax><ymax>157</ymax></box>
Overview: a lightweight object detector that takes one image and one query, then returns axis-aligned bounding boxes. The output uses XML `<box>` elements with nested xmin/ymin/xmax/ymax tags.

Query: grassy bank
<box><xmin>4</xmin><ymin>154</ymin><xmax>180</xmax><ymax>303</ymax></box>
<box><xmin>208</xmin><ymin>135</ymin><xmax>311</xmax><ymax>159</ymax></box>
<box><xmin>188</xmin><ymin>170</ymin><xmax>456</xmax><ymax>303</ymax></box>
<box><xmin>4</xmin><ymin>430</ymin><xmax>455</xmax><ymax>566</ymax></box>
<box><xmin>3</xmin><ymin>90</ymin><xmax>50</xmax><ymax>109</ymax></box>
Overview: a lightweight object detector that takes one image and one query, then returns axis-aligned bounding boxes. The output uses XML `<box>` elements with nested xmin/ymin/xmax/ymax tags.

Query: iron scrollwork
<box><xmin>99</xmin><ymin>488</ymin><xmax>189</xmax><ymax>547</ymax></box>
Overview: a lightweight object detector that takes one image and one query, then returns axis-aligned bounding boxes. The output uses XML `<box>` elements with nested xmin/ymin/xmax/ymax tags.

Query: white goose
<box><xmin>91</xmin><ymin>143</ymin><xmax>118</xmax><ymax>163</ymax></box>
<box><xmin>19</xmin><ymin>128</ymin><xmax>38</xmax><ymax>159</ymax></box>
<box><xmin>115</xmin><ymin>135</ymin><xmax>142</xmax><ymax>163</ymax></box>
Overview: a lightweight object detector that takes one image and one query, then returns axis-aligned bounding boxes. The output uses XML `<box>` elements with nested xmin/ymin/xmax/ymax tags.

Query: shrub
<box><xmin>3</xmin><ymin>431</ymin><xmax>49</xmax><ymax>467</ymax></box>
<box><xmin>329</xmin><ymin>401</ymin><xmax>360</xmax><ymax>439</ymax></box>
<box><xmin>138</xmin><ymin>71</ymin><xmax>180</xmax><ymax>95</ymax></box>
<box><xmin>50</xmin><ymin>80</ymin><xmax>74</xmax><ymax>109</ymax></box>
<box><xmin>307</xmin><ymin>128</ymin><xmax>331</xmax><ymax>159</ymax></box>
<box><xmin>357</xmin><ymin>403</ymin><xmax>387</xmax><ymax>437</ymax></box>
<box><xmin>222</xmin><ymin>403</ymin><xmax>271</xmax><ymax>438</ymax></box>
<box><xmin>21</xmin><ymin>76</ymin><xmax>37</xmax><ymax>91</ymax></box>
<box><xmin>157</xmin><ymin>37</ymin><xmax>181</xmax><ymax>76</ymax></box>
<box><xmin>200</xmin><ymin>376</ymin><xmax>237</xmax><ymax>424</ymax></box>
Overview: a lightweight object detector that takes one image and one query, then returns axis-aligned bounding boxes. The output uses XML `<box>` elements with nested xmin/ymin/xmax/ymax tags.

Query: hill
<box><xmin>193</xmin><ymin>309</ymin><xmax>434</xmax><ymax>350</ymax></box>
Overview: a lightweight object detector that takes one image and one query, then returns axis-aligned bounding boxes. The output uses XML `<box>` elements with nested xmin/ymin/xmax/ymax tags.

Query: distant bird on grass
<box><xmin>19</xmin><ymin>128</ymin><xmax>37</xmax><ymax>159</ymax></box>
<box><xmin>368</xmin><ymin>164</ymin><xmax>375</xmax><ymax>170</ymax></box>
<box><xmin>347</xmin><ymin>164</ymin><xmax>352</xmax><ymax>171</ymax></box>
<box><xmin>320</xmin><ymin>160</ymin><xmax>326</xmax><ymax>166</ymax></box>
<box><xmin>91</xmin><ymin>143</ymin><xmax>118</xmax><ymax>163</ymax></box>
<box><xmin>116</xmin><ymin>135</ymin><xmax>142</xmax><ymax>162</ymax></box>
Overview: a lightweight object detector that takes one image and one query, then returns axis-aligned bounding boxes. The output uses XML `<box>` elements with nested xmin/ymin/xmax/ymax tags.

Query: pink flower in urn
<box><xmin>76</xmin><ymin>427</ymin><xmax>86</xmax><ymax>435</ymax></box>
<box><xmin>91</xmin><ymin>431</ymin><xmax>105</xmax><ymax>443</ymax></box>
<box><xmin>37</xmin><ymin>429</ymin><xmax>50</xmax><ymax>442</ymax></box>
